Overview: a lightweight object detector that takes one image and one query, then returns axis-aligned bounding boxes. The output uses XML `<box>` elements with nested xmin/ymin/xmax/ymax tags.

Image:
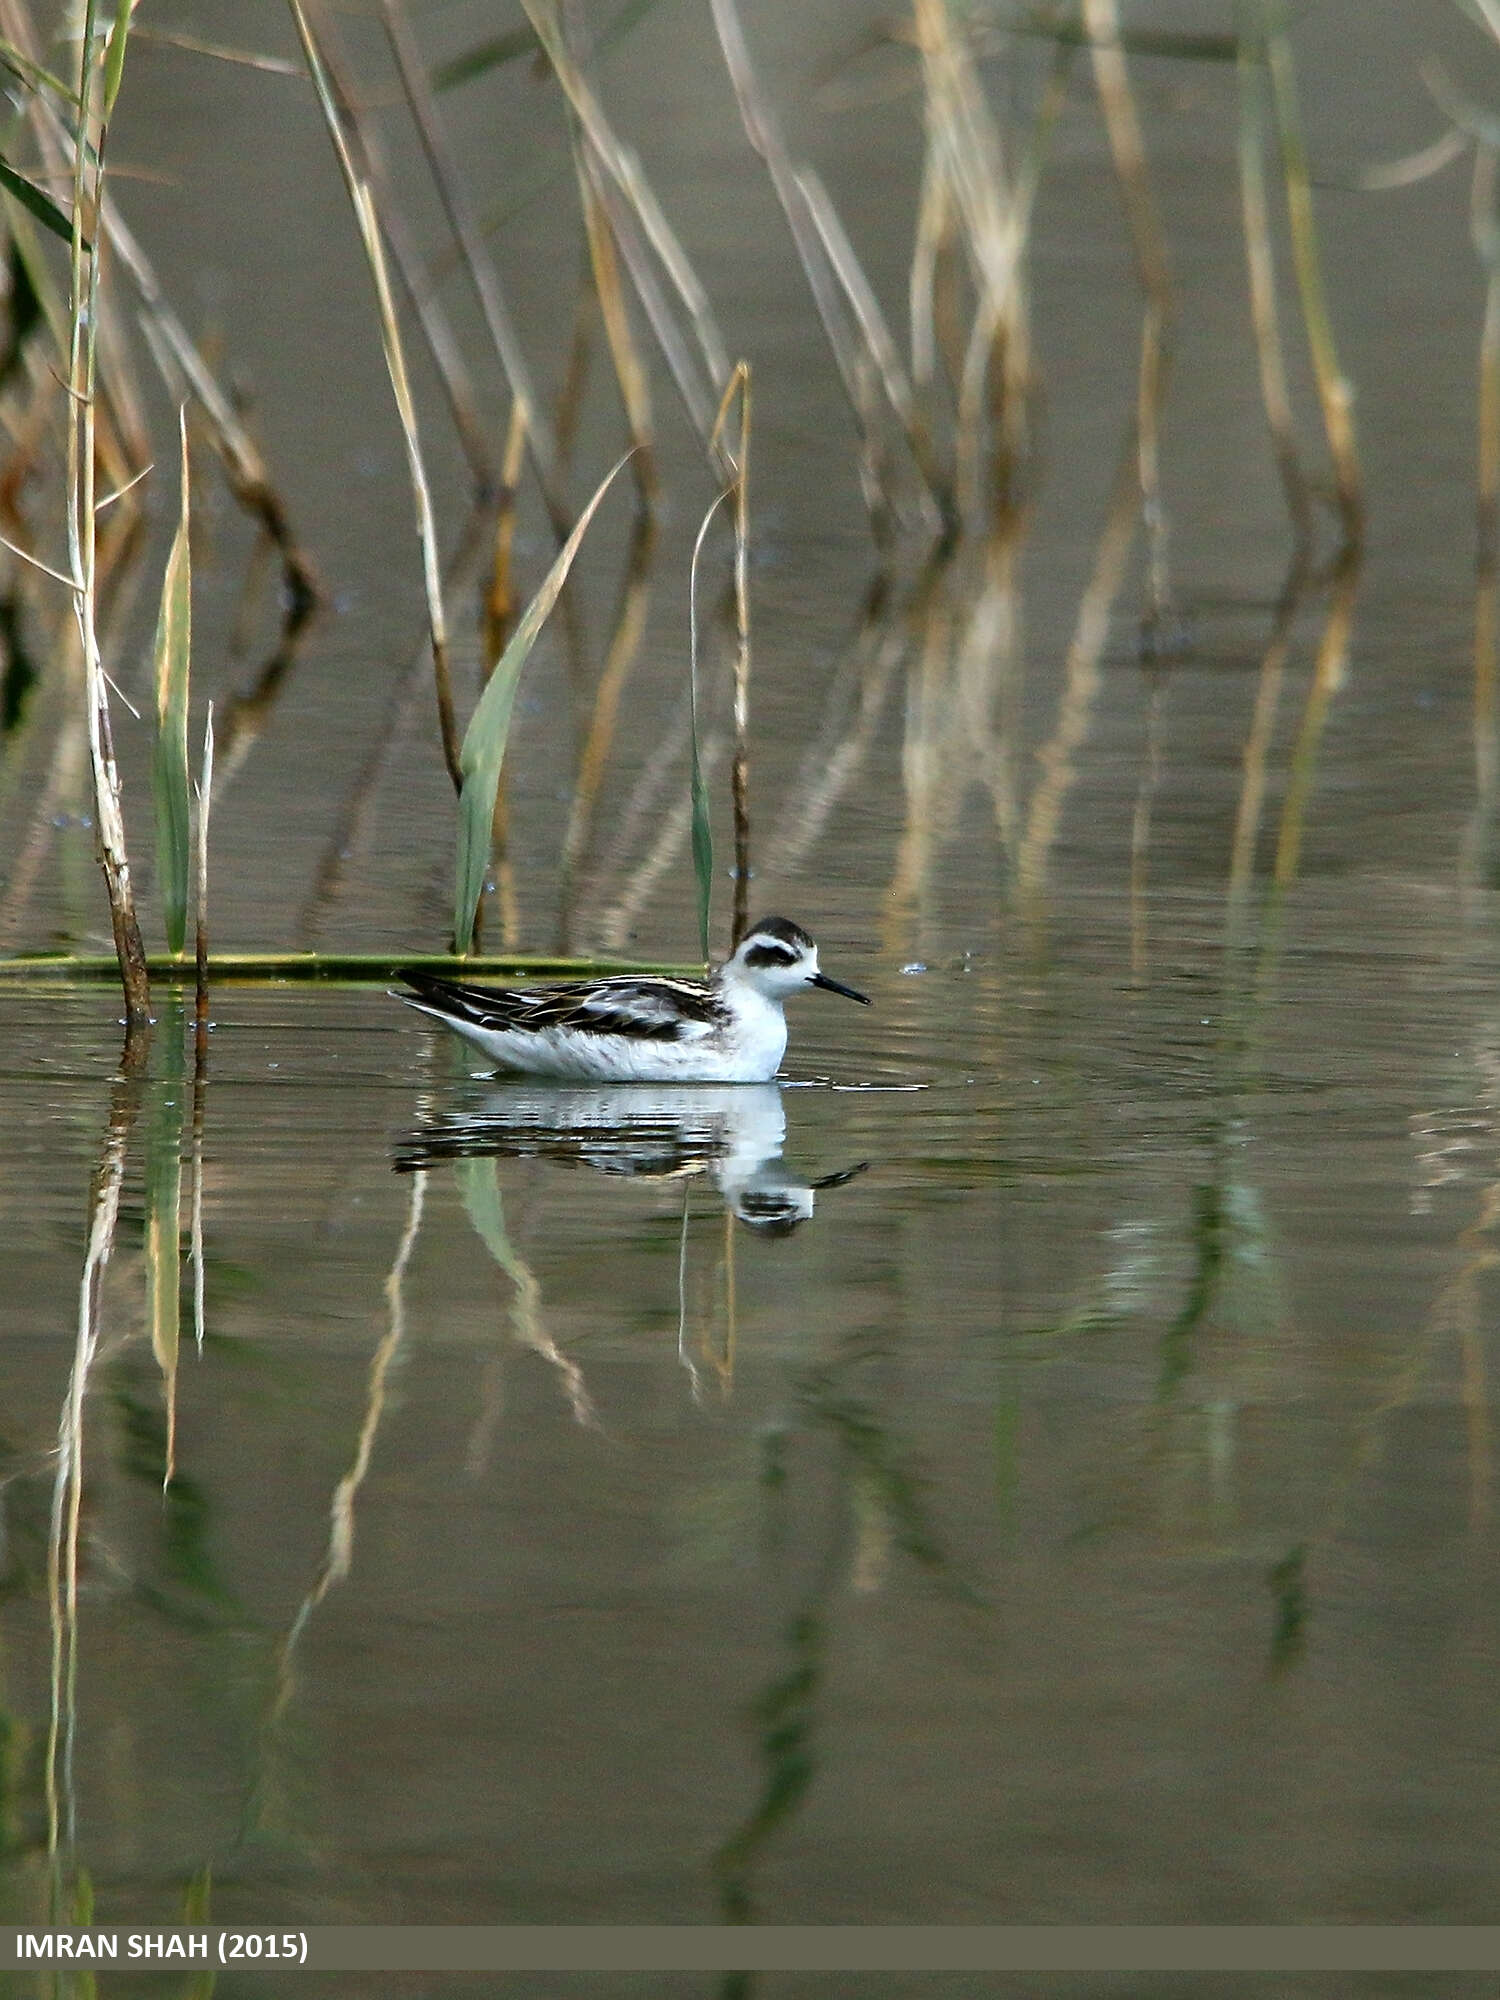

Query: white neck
<box><xmin>716</xmin><ymin>975</ymin><xmax>789</xmax><ymax>1078</ymax></box>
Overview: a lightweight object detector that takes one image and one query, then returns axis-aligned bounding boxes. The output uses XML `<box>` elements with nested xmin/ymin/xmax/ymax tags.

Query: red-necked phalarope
<box><xmin>397</xmin><ymin>916</ymin><xmax>870</xmax><ymax>1083</ymax></box>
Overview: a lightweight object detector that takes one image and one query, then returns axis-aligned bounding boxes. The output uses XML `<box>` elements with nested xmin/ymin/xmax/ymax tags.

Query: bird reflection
<box><xmin>394</xmin><ymin>1083</ymin><xmax>863</xmax><ymax>1235</ymax></box>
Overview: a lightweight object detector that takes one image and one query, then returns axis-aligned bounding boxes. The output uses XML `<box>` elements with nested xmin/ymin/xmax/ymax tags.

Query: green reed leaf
<box><xmin>100</xmin><ymin>0</ymin><xmax>134</xmax><ymax>122</ymax></box>
<box><xmin>432</xmin><ymin>0</ymin><xmax>661</xmax><ymax>91</ymax></box>
<box><xmin>151</xmin><ymin>412</ymin><xmax>192</xmax><ymax>955</ymax></box>
<box><xmin>453</xmin><ymin>452</ymin><xmax>631</xmax><ymax>953</ymax></box>
<box><xmin>0</xmin><ymin>153</ymin><xmax>77</xmax><ymax>246</ymax></box>
<box><xmin>431</xmin><ymin>25</ymin><xmax>537</xmax><ymax>92</ymax></box>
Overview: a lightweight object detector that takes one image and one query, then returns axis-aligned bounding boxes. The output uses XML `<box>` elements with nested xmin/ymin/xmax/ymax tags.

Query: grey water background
<box><xmin>4</xmin><ymin>0</ymin><xmax>1500</xmax><ymax>1993</ymax></box>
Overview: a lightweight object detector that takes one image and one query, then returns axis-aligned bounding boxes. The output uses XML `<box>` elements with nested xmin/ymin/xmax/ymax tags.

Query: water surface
<box><xmin>3</xmin><ymin>1</ymin><xmax>1500</xmax><ymax>1993</ymax></box>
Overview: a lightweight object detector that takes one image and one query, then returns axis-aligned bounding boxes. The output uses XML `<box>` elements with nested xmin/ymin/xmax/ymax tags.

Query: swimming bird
<box><xmin>396</xmin><ymin>916</ymin><xmax>870</xmax><ymax>1083</ymax></box>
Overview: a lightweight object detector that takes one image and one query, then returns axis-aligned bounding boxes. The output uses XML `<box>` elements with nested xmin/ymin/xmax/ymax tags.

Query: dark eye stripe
<box><xmin>744</xmin><ymin>942</ymin><xmax>799</xmax><ymax>968</ymax></box>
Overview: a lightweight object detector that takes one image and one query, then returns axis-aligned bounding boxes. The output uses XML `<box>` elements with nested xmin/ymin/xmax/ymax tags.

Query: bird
<box><xmin>396</xmin><ymin>916</ymin><xmax>870</xmax><ymax>1083</ymax></box>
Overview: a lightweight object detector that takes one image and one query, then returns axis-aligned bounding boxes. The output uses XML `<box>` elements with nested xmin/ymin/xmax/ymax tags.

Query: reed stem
<box><xmin>66</xmin><ymin>0</ymin><xmax>151</xmax><ymax>1035</ymax></box>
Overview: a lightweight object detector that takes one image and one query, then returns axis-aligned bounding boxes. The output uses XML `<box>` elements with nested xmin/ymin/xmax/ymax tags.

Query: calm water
<box><xmin>3</xmin><ymin>0</ymin><xmax>1500</xmax><ymax>1993</ymax></box>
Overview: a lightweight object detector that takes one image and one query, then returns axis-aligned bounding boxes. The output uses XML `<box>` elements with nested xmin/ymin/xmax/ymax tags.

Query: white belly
<box><xmin>454</xmin><ymin>1014</ymin><xmax>787</xmax><ymax>1083</ymax></box>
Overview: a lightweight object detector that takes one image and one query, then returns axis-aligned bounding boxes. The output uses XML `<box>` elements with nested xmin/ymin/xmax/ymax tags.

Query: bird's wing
<box><xmin>400</xmin><ymin>970</ymin><xmax>722</xmax><ymax>1043</ymax></box>
<box><xmin>532</xmin><ymin>977</ymin><xmax>723</xmax><ymax>1042</ymax></box>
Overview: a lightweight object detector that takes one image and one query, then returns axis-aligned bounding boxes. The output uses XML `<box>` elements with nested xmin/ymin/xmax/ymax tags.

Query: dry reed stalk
<box><xmin>575</xmin><ymin>140</ymin><xmax>659</xmax><ymax>504</ymax></box>
<box><xmin>612</xmin><ymin>142</ymin><xmax>732</xmax><ymax>390</ymax></box>
<box><xmin>556</xmin><ymin>0</ymin><xmax>657</xmax><ymax>503</ymax></box>
<box><xmin>378</xmin><ymin>0</ymin><xmax>569</xmax><ymax>530</ymax></box>
<box><xmin>522</xmin><ymin>0</ymin><xmax>727</xmax><ymax>453</ymax></box>
<box><xmin>556</xmin><ymin>510</ymin><xmax>657</xmax><ymax>951</ymax></box>
<box><xmin>710</xmin><ymin>0</ymin><xmax>940</xmax><ymax>529</ymax></box>
<box><xmin>287</xmin><ymin>0</ymin><xmax>461</xmax><ymax>790</ymax></box>
<box><xmin>553</xmin><ymin>255</ymin><xmax>597</xmax><ymax>478</ymax></box>
<box><xmin>114</xmin><ymin>227</ymin><xmax>319</xmax><ymax>618</ymax></box>
<box><xmin>794</xmin><ymin>163</ymin><xmax>950</xmax><ymax>523</ymax></box>
<box><xmin>687</xmin><ymin>484</ymin><xmax>732</xmax><ymax>959</ymax></box>
<box><xmin>1236</xmin><ymin>36</ymin><xmax>1312</xmax><ymax>548</ymax></box>
<box><xmin>1262</xmin><ymin>7</ymin><xmax>1363</xmax><ymax>549</ymax></box>
<box><xmin>0</xmin><ymin>501</ymin><xmax>146</xmax><ymax>948</ymax></box>
<box><xmin>485</xmin><ymin>399</ymin><xmax>530</xmax><ymax>662</ymax></box>
<box><xmin>1082</xmin><ymin>0</ymin><xmax>1174</xmax><ymax>632</ymax></box>
<box><xmin>65</xmin><ymin>0</ymin><xmax>150</xmax><ymax>1034</ymax></box>
<box><xmin>298</xmin><ymin>503</ymin><xmax>495</xmax><ymax>943</ymax></box>
<box><xmin>590</xmin><ymin>160</ymin><xmax>719</xmax><ymax>450</ymax></box>
<box><xmin>299</xmin><ymin>3</ymin><xmax>497</xmax><ymax>494</ymax></box>
<box><xmin>910</xmin><ymin>0</ymin><xmax>1031</xmax><ymax>521</ymax></box>
<box><xmin>711</xmin><ymin>364</ymin><xmax>753</xmax><ymax>945</ymax></box>
<box><xmin>0</xmin><ymin>0</ymin><xmax>318</xmax><ymax>616</ymax></box>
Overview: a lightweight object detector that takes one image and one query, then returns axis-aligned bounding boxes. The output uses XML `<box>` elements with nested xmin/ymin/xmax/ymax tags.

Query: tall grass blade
<box><xmin>454</xmin><ymin>452</ymin><xmax>632</xmax><ymax>952</ymax></box>
<box><xmin>151</xmin><ymin>411</ymin><xmax>192</xmax><ymax>954</ymax></box>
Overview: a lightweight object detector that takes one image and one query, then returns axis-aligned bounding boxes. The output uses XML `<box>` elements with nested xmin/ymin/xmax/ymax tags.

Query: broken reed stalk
<box><xmin>378</xmin><ymin>0</ymin><xmax>570</xmax><ymax>532</ymax></box>
<box><xmin>1082</xmin><ymin>0</ymin><xmax>1174</xmax><ymax>633</ymax></box>
<box><xmin>711</xmin><ymin>364</ymin><xmax>753</xmax><ymax>946</ymax></box>
<box><xmin>1261</xmin><ymin>4</ymin><xmax>1363</xmax><ymax>550</ymax></box>
<box><xmin>286</xmin><ymin>0</ymin><xmax>462</xmax><ymax>791</ymax></box>
<box><xmin>66</xmin><ymin>0</ymin><xmax>151</xmax><ymax>1035</ymax></box>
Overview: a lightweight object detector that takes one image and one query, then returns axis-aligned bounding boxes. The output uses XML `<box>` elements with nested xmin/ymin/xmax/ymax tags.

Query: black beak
<box><xmin>811</xmin><ymin>971</ymin><xmax>871</xmax><ymax>1005</ymax></box>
